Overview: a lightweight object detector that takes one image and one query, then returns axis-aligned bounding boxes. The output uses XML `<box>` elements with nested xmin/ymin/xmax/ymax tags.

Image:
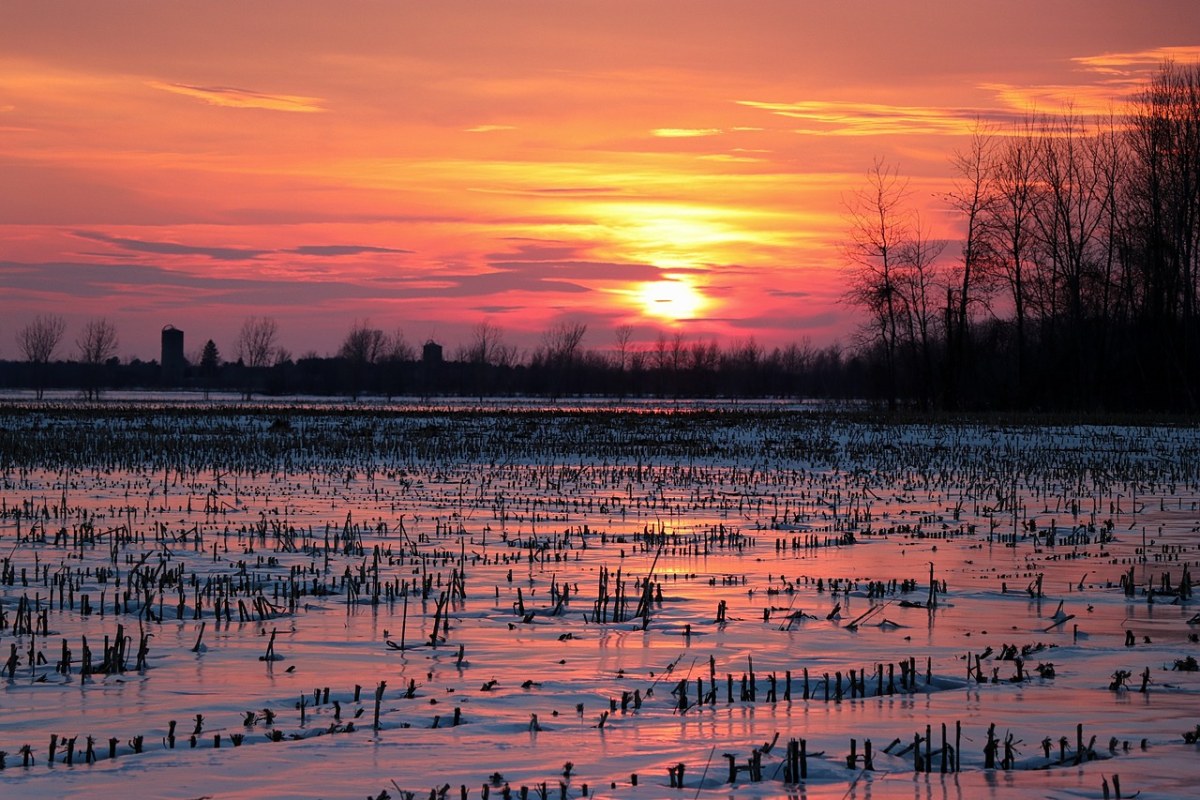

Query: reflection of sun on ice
<box><xmin>636</xmin><ymin>278</ymin><xmax>707</xmax><ymax>321</ymax></box>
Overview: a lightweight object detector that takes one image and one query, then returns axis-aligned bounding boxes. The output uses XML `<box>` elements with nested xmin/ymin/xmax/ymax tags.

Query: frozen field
<box><xmin>0</xmin><ymin>403</ymin><xmax>1196</xmax><ymax>799</ymax></box>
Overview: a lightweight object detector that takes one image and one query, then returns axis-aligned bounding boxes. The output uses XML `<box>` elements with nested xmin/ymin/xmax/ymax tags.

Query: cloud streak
<box><xmin>73</xmin><ymin>231</ymin><xmax>270</xmax><ymax>261</ymax></box>
<box><xmin>289</xmin><ymin>245</ymin><xmax>413</xmax><ymax>257</ymax></box>
<box><xmin>72</xmin><ymin>232</ymin><xmax>413</xmax><ymax>262</ymax></box>
<box><xmin>737</xmin><ymin>99</ymin><xmax>1024</xmax><ymax>136</ymax></box>
<box><xmin>148</xmin><ymin>81</ymin><xmax>325</xmax><ymax>112</ymax></box>
<box><xmin>1073</xmin><ymin>46</ymin><xmax>1200</xmax><ymax>76</ymax></box>
<box><xmin>652</xmin><ymin>128</ymin><xmax>722</xmax><ymax>138</ymax></box>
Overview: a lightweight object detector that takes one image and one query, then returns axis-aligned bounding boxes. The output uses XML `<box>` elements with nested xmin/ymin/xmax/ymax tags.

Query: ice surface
<box><xmin>0</xmin><ymin>403</ymin><xmax>1196</xmax><ymax>799</ymax></box>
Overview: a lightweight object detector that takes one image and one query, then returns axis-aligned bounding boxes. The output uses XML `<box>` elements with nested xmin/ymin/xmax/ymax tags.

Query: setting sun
<box><xmin>635</xmin><ymin>277</ymin><xmax>708</xmax><ymax>321</ymax></box>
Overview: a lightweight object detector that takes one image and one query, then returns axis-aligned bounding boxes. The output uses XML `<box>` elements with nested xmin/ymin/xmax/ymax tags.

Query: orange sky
<box><xmin>2</xmin><ymin>1</ymin><xmax>1199</xmax><ymax>361</ymax></box>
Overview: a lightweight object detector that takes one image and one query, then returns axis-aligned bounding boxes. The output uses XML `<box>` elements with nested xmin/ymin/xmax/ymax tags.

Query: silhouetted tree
<box><xmin>16</xmin><ymin>313</ymin><xmax>66</xmax><ymax>400</ymax></box>
<box><xmin>200</xmin><ymin>339</ymin><xmax>220</xmax><ymax>399</ymax></box>
<box><xmin>458</xmin><ymin>320</ymin><xmax>517</xmax><ymax>398</ymax></box>
<box><xmin>234</xmin><ymin>316</ymin><xmax>279</xmax><ymax>399</ymax></box>
<box><xmin>944</xmin><ymin>126</ymin><xmax>998</xmax><ymax>407</ymax></box>
<box><xmin>896</xmin><ymin>216</ymin><xmax>947</xmax><ymax>408</ymax></box>
<box><xmin>339</xmin><ymin>319</ymin><xmax>387</xmax><ymax>399</ymax></box>
<box><xmin>985</xmin><ymin>116</ymin><xmax>1042</xmax><ymax>400</ymax></box>
<box><xmin>76</xmin><ymin>317</ymin><xmax>119</xmax><ymax>400</ymax></box>
<box><xmin>1124</xmin><ymin>60</ymin><xmax>1200</xmax><ymax>407</ymax></box>
<box><xmin>843</xmin><ymin>159</ymin><xmax>911</xmax><ymax>410</ymax></box>
<box><xmin>538</xmin><ymin>321</ymin><xmax>587</xmax><ymax>398</ymax></box>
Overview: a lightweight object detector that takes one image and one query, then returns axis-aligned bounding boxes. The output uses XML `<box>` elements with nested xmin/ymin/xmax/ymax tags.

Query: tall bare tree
<box><xmin>16</xmin><ymin>313</ymin><xmax>66</xmax><ymax>400</ymax></box>
<box><xmin>896</xmin><ymin>215</ymin><xmax>947</xmax><ymax>407</ymax></box>
<box><xmin>986</xmin><ymin>116</ymin><xmax>1043</xmax><ymax>396</ymax></box>
<box><xmin>462</xmin><ymin>319</ymin><xmax>513</xmax><ymax>366</ymax></box>
<box><xmin>234</xmin><ymin>316</ymin><xmax>279</xmax><ymax>399</ymax></box>
<box><xmin>1035</xmin><ymin>109</ymin><xmax>1119</xmax><ymax>402</ymax></box>
<box><xmin>611</xmin><ymin>324</ymin><xmax>632</xmax><ymax>368</ymax></box>
<box><xmin>843</xmin><ymin>158</ymin><xmax>911</xmax><ymax>410</ymax></box>
<box><xmin>540</xmin><ymin>320</ymin><xmax>587</xmax><ymax>398</ymax></box>
<box><xmin>234</xmin><ymin>316</ymin><xmax>279</xmax><ymax>369</ymax></box>
<box><xmin>339</xmin><ymin>319</ymin><xmax>388</xmax><ymax>365</ymax></box>
<box><xmin>1124</xmin><ymin>61</ymin><xmax>1200</xmax><ymax>404</ymax></box>
<box><xmin>76</xmin><ymin>317</ymin><xmax>119</xmax><ymax>400</ymax></box>
<box><xmin>338</xmin><ymin>319</ymin><xmax>387</xmax><ymax>399</ymax></box>
<box><xmin>385</xmin><ymin>329</ymin><xmax>416</xmax><ymax>363</ymax></box>
<box><xmin>944</xmin><ymin>126</ymin><xmax>998</xmax><ymax>407</ymax></box>
<box><xmin>541</xmin><ymin>320</ymin><xmax>587</xmax><ymax>368</ymax></box>
<box><xmin>77</xmin><ymin>317</ymin><xmax>119</xmax><ymax>364</ymax></box>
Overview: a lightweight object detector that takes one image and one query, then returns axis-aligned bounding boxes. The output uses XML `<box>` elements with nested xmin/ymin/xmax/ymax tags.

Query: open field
<box><xmin>0</xmin><ymin>402</ymin><xmax>1197</xmax><ymax>799</ymax></box>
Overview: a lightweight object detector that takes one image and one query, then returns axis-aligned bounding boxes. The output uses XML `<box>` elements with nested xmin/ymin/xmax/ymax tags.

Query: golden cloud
<box><xmin>737</xmin><ymin>100</ymin><xmax>994</xmax><ymax>136</ymax></box>
<box><xmin>1073</xmin><ymin>46</ymin><xmax>1200</xmax><ymax>76</ymax></box>
<box><xmin>652</xmin><ymin>128</ymin><xmax>723</xmax><ymax>138</ymax></box>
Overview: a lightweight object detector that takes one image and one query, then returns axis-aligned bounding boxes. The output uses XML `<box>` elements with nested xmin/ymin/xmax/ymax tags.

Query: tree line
<box><xmin>1</xmin><ymin>315</ymin><xmax>862</xmax><ymax>401</ymax></box>
<box><xmin>844</xmin><ymin>60</ymin><xmax>1200</xmax><ymax>412</ymax></box>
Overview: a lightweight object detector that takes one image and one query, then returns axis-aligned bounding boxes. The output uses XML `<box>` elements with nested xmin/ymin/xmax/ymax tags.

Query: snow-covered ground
<box><xmin>0</xmin><ymin>406</ymin><xmax>1195</xmax><ymax>799</ymax></box>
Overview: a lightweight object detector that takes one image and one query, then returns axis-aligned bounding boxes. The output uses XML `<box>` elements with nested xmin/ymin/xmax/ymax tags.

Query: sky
<box><xmin>2</xmin><ymin>1</ymin><xmax>1199</xmax><ymax>362</ymax></box>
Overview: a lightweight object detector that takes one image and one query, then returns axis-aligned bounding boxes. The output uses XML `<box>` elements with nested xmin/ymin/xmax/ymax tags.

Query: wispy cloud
<box><xmin>527</xmin><ymin>186</ymin><xmax>625</xmax><ymax>196</ymax></box>
<box><xmin>148</xmin><ymin>81</ymin><xmax>325</xmax><ymax>112</ymax></box>
<box><xmin>737</xmin><ymin>99</ymin><xmax>1018</xmax><ymax>136</ymax></box>
<box><xmin>980</xmin><ymin>47</ymin><xmax>1200</xmax><ymax>116</ymax></box>
<box><xmin>980</xmin><ymin>82</ymin><xmax>1130</xmax><ymax>116</ymax></box>
<box><xmin>652</xmin><ymin>128</ymin><xmax>722</xmax><ymax>138</ymax></box>
<box><xmin>289</xmin><ymin>245</ymin><xmax>412</xmax><ymax>257</ymax></box>
<box><xmin>74</xmin><ymin>231</ymin><xmax>269</xmax><ymax>261</ymax></box>
<box><xmin>465</xmin><ymin>124</ymin><xmax>516</xmax><ymax>133</ymax></box>
<box><xmin>74</xmin><ymin>231</ymin><xmax>411</xmax><ymax>262</ymax></box>
<box><xmin>699</xmin><ymin>153</ymin><xmax>766</xmax><ymax>163</ymax></box>
<box><xmin>1073</xmin><ymin>46</ymin><xmax>1200</xmax><ymax>76</ymax></box>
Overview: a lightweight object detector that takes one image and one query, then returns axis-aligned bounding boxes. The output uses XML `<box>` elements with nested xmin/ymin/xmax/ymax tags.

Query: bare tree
<box><xmin>1124</xmin><ymin>61</ymin><xmax>1200</xmax><ymax>404</ymax></box>
<box><xmin>76</xmin><ymin>317</ymin><xmax>119</xmax><ymax>400</ymax></box>
<box><xmin>944</xmin><ymin>125</ymin><xmax>998</xmax><ymax>407</ymax></box>
<box><xmin>1034</xmin><ymin>109</ymin><xmax>1120</xmax><ymax>402</ymax></box>
<box><xmin>541</xmin><ymin>320</ymin><xmax>587</xmax><ymax>368</ymax></box>
<box><xmin>77</xmin><ymin>317</ymin><xmax>119</xmax><ymax>365</ymax></box>
<box><xmin>339</xmin><ymin>319</ymin><xmax>388</xmax><ymax>365</ymax></box>
<box><xmin>612</xmin><ymin>324</ymin><xmax>634</xmax><ymax>372</ymax></box>
<box><xmin>653</xmin><ymin>331</ymin><xmax>670</xmax><ymax>373</ymax></box>
<box><xmin>338</xmin><ymin>319</ymin><xmax>388</xmax><ymax>399</ymax></box>
<box><xmin>16</xmin><ymin>313</ymin><xmax>66</xmax><ymax>400</ymax></box>
<box><xmin>462</xmin><ymin>320</ymin><xmax>513</xmax><ymax>366</ymax></box>
<box><xmin>385</xmin><ymin>329</ymin><xmax>416</xmax><ymax>363</ymax></box>
<box><xmin>540</xmin><ymin>320</ymin><xmax>587</xmax><ymax>398</ymax></box>
<box><xmin>843</xmin><ymin>158</ymin><xmax>912</xmax><ymax>410</ymax></box>
<box><xmin>689</xmin><ymin>338</ymin><xmax>720</xmax><ymax>373</ymax></box>
<box><xmin>234</xmin><ymin>316</ymin><xmax>279</xmax><ymax>369</ymax></box>
<box><xmin>896</xmin><ymin>215</ymin><xmax>947</xmax><ymax>407</ymax></box>
<box><xmin>234</xmin><ymin>316</ymin><xmax>279</xmax><ymax>399</ymax></box>
<box><xmin>986</xmin><ymin>116</ymin><xmax>1043</xmax><ymax>396</ymax></box>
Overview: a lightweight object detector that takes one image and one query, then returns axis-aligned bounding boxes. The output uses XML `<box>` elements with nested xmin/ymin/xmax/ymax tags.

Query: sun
<box><xmin>635</xmin><ymin>277</ymin><xmax>708</xmax><ymax>321</ymax></box>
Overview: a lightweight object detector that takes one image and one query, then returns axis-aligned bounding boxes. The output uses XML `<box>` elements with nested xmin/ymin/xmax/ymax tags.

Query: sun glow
<box><xmin>635</xmin><ymin>277</ymin><xmax>708</xmax><ymax>321</ymax></box>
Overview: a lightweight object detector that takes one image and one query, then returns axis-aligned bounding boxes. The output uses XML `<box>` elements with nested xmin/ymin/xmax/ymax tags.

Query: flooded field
<box><xmin>0</xmin><ymin>403</ymin><xmax>1197</xmax><ymax>799</ymax></box>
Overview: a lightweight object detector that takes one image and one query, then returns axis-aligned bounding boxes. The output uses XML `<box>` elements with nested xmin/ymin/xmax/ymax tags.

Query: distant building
<box><xmin>161</xmin><ymin>325</ymin><xmax>185</xmax><ymax>384</ymax></box>
<box><xmin>422</xmin><ymin>340</ymin><xmax>443</xmax><ymax>365</ymax></box>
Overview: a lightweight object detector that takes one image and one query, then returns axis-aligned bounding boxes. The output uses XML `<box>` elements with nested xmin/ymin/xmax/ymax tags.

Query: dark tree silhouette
<box><xmin>16</xmin><ymin>313</ymin><xmax>66</xmax><ymax>400</ymax></box>
<box><xmin>76</xmin><ymin>317</ymin><xmax>119</xmax><ymax>400</ymax></box>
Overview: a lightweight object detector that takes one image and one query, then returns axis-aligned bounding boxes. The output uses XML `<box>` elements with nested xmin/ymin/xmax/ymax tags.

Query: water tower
<box><xmin>161</xmin><ymin>324</ymin><xmax>185</xmax><ymax>384</ymax></box>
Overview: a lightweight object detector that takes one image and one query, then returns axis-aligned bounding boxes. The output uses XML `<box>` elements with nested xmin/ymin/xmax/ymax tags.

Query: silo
<box><xmin>161</xmin><ymin>325</ymin><xmax>185</xmax><ymax>384</ymax></box>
